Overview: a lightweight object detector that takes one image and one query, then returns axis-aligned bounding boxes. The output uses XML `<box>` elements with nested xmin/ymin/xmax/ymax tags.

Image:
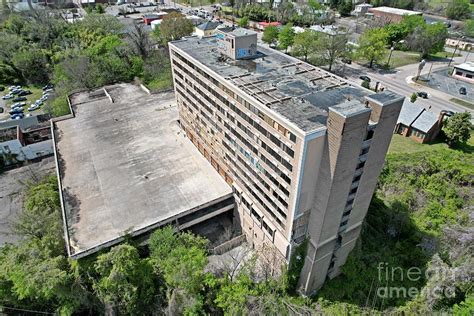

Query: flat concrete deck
<box><xmin>55</xmin><ymin>84</ymin><xmax>232</xmax><ymax>257</ymax></box>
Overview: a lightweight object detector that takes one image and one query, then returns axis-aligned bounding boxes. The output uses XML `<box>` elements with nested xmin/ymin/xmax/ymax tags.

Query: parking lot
<box><xmin>421</xmin><ymin>68</ymin><xmax>474</xmax><ymax>102</ymax></box>
<box><xmin>0</xmin><ymin>85</ymin><xmax>53</xmax><ymax>122</ymax></box>
<box><xmin>0</xmin><ymin>158</ymin><xmax>55</xmax><ymax>246</ymax></box>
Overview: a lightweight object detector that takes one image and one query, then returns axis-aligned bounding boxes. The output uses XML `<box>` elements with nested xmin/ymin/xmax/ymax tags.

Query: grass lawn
<box><xmin>388</xmin><ymin>131</ymin><xmax>474</xmax><ymax>154</ymax></box>
<box><xmin>449</xmin><ymin>98</ymin><xmax>474</xmax><ymax>110</ymax></box>
<box><xmin>145</xmin><ymin>71</ymin><xmax>173</xmax><ymax>92</ymax></box>
<box><xmin>428</xmin><ymin>51</ymin><xmax>461</xmax><ymax>59</ymax></box>
<box><xmin>383</xmin><ymin>50</ymin><xmax>421</xmax><ymax>68</ymax></box>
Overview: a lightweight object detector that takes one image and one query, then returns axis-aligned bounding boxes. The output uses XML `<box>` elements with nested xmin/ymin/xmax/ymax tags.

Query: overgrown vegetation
<box><xmin>1</xmin><ymin>132</ymin><xmax>472</xmax><ymax>314</ymax></box>
<box><xmin>0</xmin><ymin>11</ymin><xmax>174</xmax><ymax>115</ymax></box>
<box><xmin>317</xmin><ymin>141</ymin><xmax>473</xmax><ymax>312</ymax></box>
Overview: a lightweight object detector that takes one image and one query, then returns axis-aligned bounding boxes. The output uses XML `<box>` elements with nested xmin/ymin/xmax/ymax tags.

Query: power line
<box><xmin>0</xmin><ymin>305</ymin><xmax>54</xmax><ymax>315</ymax></box>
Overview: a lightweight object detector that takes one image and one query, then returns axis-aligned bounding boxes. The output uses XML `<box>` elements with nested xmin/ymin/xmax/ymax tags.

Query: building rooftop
<box><xmin>397</xmin><ymin>101</ymin><xmax>424</xmax><ymax>126</ymax></box>
<box><xmin>171</xmin><ymin>36</ymin><xmax>372</xmax><ymax>133</ymax></box>
<box><xmin>223</xmin><ymin>27</ymin><xmax>257</xmax><ymax>37</ymax></box>
<box><xmin>369</xmin><ymin>6</ymin><xmax>422</xmax><ymax>16</ymax></box>
<box><xmin>412</xmin><ymin>109</ymin><xmax>438</xmax><ymax>133</ymax></box>
<box><xmin>0</xmin><ymin>126</ymin><xmax>17</xmax><ymax>142</ymax></box>
<box><xmin>197</xmin><ymin>21</ymin><xmax>220</xmax><ymax>31</ymax></box>
<box><xmin>397</xmin><ymin>101</ymin><xmax>438</xmax><ymax>133</ymax></box>
<box><xmin>54</xmin><ymin>84</ymin><xmax>232</xmax><ymax>258</ymax></box>
<box><xmin>454</xmin><ymin>62</ymin><xmax>474</xmax><ymax>72</ymax></box>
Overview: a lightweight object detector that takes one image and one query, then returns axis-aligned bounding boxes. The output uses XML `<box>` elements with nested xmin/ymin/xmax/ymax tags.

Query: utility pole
<box><xmin>448</xmin><ymin>36</ymin><xmax>464</xmax><ymax>67</ymax></box>
<box><xmin>427</xmin><ymin>62</ymin><xmax>434</xmax><ymax>81</ymax></box>
<box><xmin>387</xmin><ymin>44</ymin><xmax>394</xmax><ymax>68</ymax></box>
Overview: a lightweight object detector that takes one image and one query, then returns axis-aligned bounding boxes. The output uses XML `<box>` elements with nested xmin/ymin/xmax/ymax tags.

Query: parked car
<box><xmin>417</xmin><ymin>91</ymin><xmax>428</xmax><ymax>99</ymax></box>
<box><xmin>12</xmin><ymin>102</ymin><xmax>26</xmax><ymax>107</ymax></box>
<box><xmin>459</xmin><ymin>87</ymin><xmax>467</xmax><ymax>95</ymax></box>
<box><xmin>440</xmin><ymin>110</ymin><xmax>455</xmax><ymax>117</ymax></box>
<box><xmin>9</xmin><ymin>107</ymin><xmax>24</xmax><ymax>114</ymax></box>
<box><xmin>2</xmin><ymin>94</ymin><xmax>13</xmax><ymax>100</ymax></box>
<box><xmin>43</xmin><ymin>88</ymin><xmax>53</xmax><ymax>94</ymax></box>
<box><xmin>28</xmin><ymin>104</ymin><xmax>40</xmax><ymax>111</ymax></box>
<box><xmin>11</xmin><ymin>113</ymin><xmax>24</xmax><ymax>120</ymax></box>
<box><xmin>18</xmin><ymin>90</ymin><xmax>32</xmax><ymax>96</ymax></box>
<box><xmin>42</xmin><ymin>84</ymin><xmax>53</xmax><ymax>90</ymax></box>
<box><xmin>13</xmin><ymin>96</ymin><xmax>27</xmax><ymax>102</ymax></box>
<box><xmin>341</xmin><ymin>57</ymin><xmax>352</xmax><ymax>64</ymax></box>
<box><xmin>0</xmin><ymin>107</ymin><xmax>3</xmax><ymax>113</ymax></box>
<box><xmin>359</xmin><ymin>75</ymin><xmax>371</xmax><ymax>82</ymax></box>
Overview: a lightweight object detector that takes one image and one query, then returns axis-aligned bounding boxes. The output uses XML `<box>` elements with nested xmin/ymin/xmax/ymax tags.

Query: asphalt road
<box><xmin>342</xmin><ymin>49</ymin><xmax>474</xmax><ymax>118</ymax></box>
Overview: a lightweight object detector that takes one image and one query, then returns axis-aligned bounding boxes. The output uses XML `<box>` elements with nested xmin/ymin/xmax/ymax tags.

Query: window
<box><xmin>456</xmin><ymin>71</ymin><xmax>462</xmax><ymax>75</ymax></box>
<box><xmin>346</xmin><ymin>198</ymin><xmax>354</xmax><ymax>207</ymax></box>
<box><xmin>290</xmin><ymin>133</ymin><xmax>296</xmax><ymax>143</ymax></box>
<box><xmin>466</xmin><ymin>74</ymin><xmax>472</xmax><ymax>79</ymax></box>
<box><xmin>360</xmin><ymin>147</ymin><xmax>370</xmax><ymax>156</ymax></box>
<box><xmin>349</xmin><ymin>187</ymin><xmax>357</xmax><ymax>195</ymax></box>
<box><xmin>356</xmin><ymin>161</ymin><xmax>365</xmax><ymax>170</ymax></box>
<box><xmin>353</xmin><ymin>175</ymin><xmax>361</xmax><ymax>183</ymax></box>
<box><xmin>365</xmin><ymin>129</ymin><xmax>374</xmax><ymax>140</ymax></box>
<box><xmin>340</xmin><ymin>220</ymin><xmax>348</xmax><ymax>227</ymax></box>
<box><xmin>343</xmin><ymin>209</ymin><xmax>351</xmax><ymax>216</ymax></box>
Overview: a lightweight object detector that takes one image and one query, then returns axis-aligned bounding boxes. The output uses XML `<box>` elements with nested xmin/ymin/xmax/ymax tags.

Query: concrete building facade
<box><xmin>0</xmin><ymin>125</ymin><xmax>53</xmax><ymax>165</ymax></box>
<box><xmin>168</xmin><ymin>31</ymin><xmax>404</xmax><ymax>294</ymax></box>
<box><xmin>452</xmin><ymin>62</ymin><xmax>474</xmax><ymax>84</ymax></box>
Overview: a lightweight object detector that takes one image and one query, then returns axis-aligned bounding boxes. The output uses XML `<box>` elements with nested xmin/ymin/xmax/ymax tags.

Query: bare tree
<box><xmin>127</xmin><ymin>22</ymin><xmax>150</xmax><ymax>59</ymax></box>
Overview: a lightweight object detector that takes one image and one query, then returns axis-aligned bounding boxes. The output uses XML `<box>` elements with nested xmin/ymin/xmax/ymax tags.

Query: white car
<box><xmin>2</xmin><ymin>94</ymin><xmax>13</xmax><ymax>100</ymax></box>
<box><xmin>12</xmin><ymin>102</ymin><xmax>26</xmax><ymax>107</ymax></box>
<box><xmin>28</xmin><ymin>104</ymin><xmax>40</xmax><ymax>111</ymax></box>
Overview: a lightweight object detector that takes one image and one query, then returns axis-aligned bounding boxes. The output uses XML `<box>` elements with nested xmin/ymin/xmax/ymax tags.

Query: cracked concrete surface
<box><xmin>55</xmin><ymin>83</ymin><xmax>232</xmax><ymax>256</ymax></box>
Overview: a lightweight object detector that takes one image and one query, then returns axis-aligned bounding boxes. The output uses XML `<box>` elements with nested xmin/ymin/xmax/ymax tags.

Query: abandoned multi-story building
<box><xmin>169</xmin><ymin>28</ymin><xmax>404</xmax><ymax>293</ymax></box>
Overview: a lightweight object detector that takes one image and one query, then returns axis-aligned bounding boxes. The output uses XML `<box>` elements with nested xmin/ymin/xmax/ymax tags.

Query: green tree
<box><xmin>410</xmin><ymin>92</ymin><xmax>417</xmax><ymax>102</ymax></box>
<box><xmin>292</xmin><ymin>29</ymin><xmax>318</xmax><ymax>62</ymax></box>
<box><xmin>308</xmin><ymin>0</ymin><xmax>322</xmax><ymax>11</ymax></box>
<box><xmin>318</xmin><ymin>33</ymin><xmax>349</xmax><ymax>71</ymax></box>
<box><xmin>446</xmin><ymin>0</ymin><xmax>471</xmax><ymax>20</ymax></box>
<box><xmin>399</xmin><ymin>14</ymin><xmax>426</xmax><ymax>34</ymax></box>
<box><xmin>95</xmin><ymin>3</ymin><xmax>105</xmax><ymax>14</ymax></box>
<box><xmin>0</xmin><ymin>175</ymin><xmax>94</xmax><ymax>314</ymax></box>
<box><xmin>262</xmin><ymin>25</ymin><xmax>279</xmax><ymax>46</ymax></box>
<box><xmin>406</xmin><ymin>23</ymin><xmax>448</xmax><ymax>58</ymax></box>
<box><xmin>12</xmin><ymin>48</ymin><xmax>49</xmax><ymax>84</ymax></box>
<box><xmin>278</xmin><ymin>23</ymin><xmax>295</xmax><ymax>52</ymax></box>
<box><xmin>149</xmin><ymin>227</ymin><xmax>209</xmax><ymax>314</ymax></box>
<box><xmin>153</xmin><ymin>12</ymin><xmax>194</xmax><ymax>45</ymax></box>
<box><xmin>238</xmin><ymin>16</ymin><xmax>249</xmax><ymax>28</ymax></box>
<box><xmin>93</xmin><ymin>244</ymin><xmax>159</xmax><ymax>315</ymax></box>
<box><xmin>464</xmin><ymin>19</ymin><xmax>474</xmax><ymax>37</ymax></box>
<box><xmin>356</xmin><ymin>28</ymin><xmax>388</xmax><ymax>68</ymax></box>
<box><xmin>338</xmin><ymin>0</ymin><xmax>352</xmax><ymax>17</ymax></box>
<box><xmin>442</xmin><ymin>112</ymin><xmax>472</xmax><ymax>147</ymax></box>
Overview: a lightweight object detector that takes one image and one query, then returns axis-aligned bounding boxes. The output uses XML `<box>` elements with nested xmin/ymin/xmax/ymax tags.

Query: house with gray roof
<box><xmin>394</xmin><ymin>101</ymin><xmax>444</xmax><ymax>143</ymax></box>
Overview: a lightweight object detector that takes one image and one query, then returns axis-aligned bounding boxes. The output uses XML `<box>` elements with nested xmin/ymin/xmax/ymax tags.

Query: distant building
<box><xmin>352</xmin><ymin>3</ymin><xmax>372</xmax><ymax>17</ymax></box>
<box><xmin>395</xmin><ymin>102</ymin><xmax>444</xmax><ymax>143</ymax></box>
<box><xmin>195</xmin><ymin>21</ymin><xmax>220</xmax><ymax>38</ymax></box>
<box><xmin>0</xmin><ymin>125</ymin><xmax>53</xmax><ymax>165</ymax></box>
<box><xmin>310</xmin><ymin>24</ymin><xmax>343</xmax><ymax>36</ymax></box>
<box><xmin>257</xmin><ymin>21</ymin><xmax>281</xmax><ymax>31</ymax></box>
<box><xmin>452</xmin><ymin>62</ymin><xmax>474</xmax><ymax>84</ymax></box>
<box><xmin>142</xmin><ymin>12</ymin><xmax>167</xmax><ymax>25</ymax></box>
<box><xmin>445</xmin><ymin>38</ymin><xmax>473</xmax><ymax>51</ymax></box>
<box><xmin>368</xmin><ymin>6</ymin><xmax>422</xmax><ymax>23</ymax></box>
